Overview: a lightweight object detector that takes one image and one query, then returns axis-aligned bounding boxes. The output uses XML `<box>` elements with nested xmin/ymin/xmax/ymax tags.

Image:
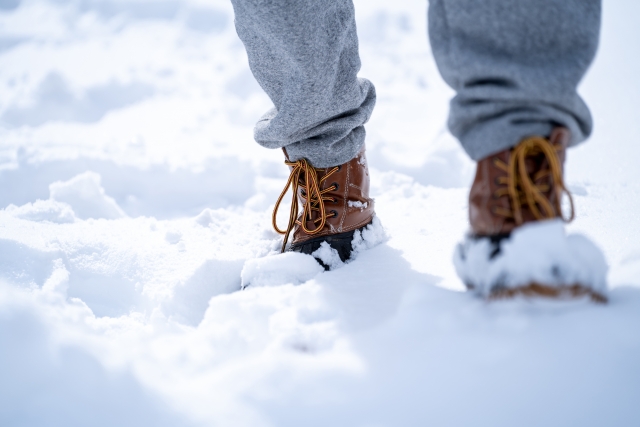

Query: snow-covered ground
<box><xmin>1</xmin><ymin>1</ymin><xmax>640</xmax><ymax>425</ymax></box>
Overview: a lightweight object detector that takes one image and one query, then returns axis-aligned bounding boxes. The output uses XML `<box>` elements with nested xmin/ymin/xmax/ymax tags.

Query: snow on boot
<box><xmin>272</xmin><ymin>146</ymin><xmax>376</xmax><ymax>269</ymax></box>
<box><xmin>454</xmin><ymin>128</ymin><xmax>608</xmax><ymax>302</ymax></box>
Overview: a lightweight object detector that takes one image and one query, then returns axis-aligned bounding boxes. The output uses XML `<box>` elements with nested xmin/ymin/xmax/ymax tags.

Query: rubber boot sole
<box><xmin>290</xmin><ymin>223</ymin><xmax>371</xmax><ymax>270</ymax></box>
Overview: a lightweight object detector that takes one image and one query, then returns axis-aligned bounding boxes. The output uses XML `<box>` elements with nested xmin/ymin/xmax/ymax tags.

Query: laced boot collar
<box><xmin>491</xmin><ymin>135</ymin><xmax>574</xmax><ymax>226</ymax></box>
<box><xmin>272</xmin><ymin>158</ymin><xmax>339</xmax><ymax>253</ymax></box>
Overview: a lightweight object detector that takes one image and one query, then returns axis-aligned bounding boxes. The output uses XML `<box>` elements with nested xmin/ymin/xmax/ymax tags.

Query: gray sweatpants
<box><xmin>231</xmin><ymin>0</ymin><xmax>600</xmax><ymax>167</ymax></box>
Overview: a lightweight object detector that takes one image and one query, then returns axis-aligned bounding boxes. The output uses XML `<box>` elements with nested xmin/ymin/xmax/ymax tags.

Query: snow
<box><xmin>241</xmin><ymin>252</ymin><xmax>324</xmax><ymax>289</ymax></box>
<box><xmin>454</xmin><ymin>219</ymin><xmax>608</xmax><ymax>297</ymax></box>
<box><xmin>350</xmin><ymin>215</ymin><xmax>388</xmax><ymax>257</ymax></box>
<box><xmin>312</xmin><ymin>241</ymin><xmax>345</xmax><ymax>270</ymax></box>
<box><xmin>49</xmin><ymin>171</ymin><xmax>127</xmax><ymax>220</ymax></box>
<box><xmin>1</xmin><ymin>1</ymin><xmax>640</xmax><ymax>426</ymax></box>
<box><xmin>348</xmin><ymin>199</ymin><xmax>368</xmax><ymax>210</ymax></box>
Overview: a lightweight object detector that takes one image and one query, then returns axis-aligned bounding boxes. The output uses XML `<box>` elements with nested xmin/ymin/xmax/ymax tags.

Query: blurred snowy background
<box><xmin>1</xmin><ymin>0</ymin><xmax>639</xmax><ymax>426</ymax></box>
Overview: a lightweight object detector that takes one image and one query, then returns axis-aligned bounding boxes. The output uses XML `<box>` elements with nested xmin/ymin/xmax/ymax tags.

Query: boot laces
<box><xmin>272</xmin><ymin>159</ymin><xmax>339</xmax><ymax>252</ymax></box>
<box><xmin>492</xmin><ymin>136</ymin><xmax>575</xmax><ymax>225</ymax></box>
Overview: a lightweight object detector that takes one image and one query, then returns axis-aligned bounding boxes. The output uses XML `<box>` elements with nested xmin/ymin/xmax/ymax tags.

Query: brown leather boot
<box><xmin>272</xmin><ymin>146</ymin><xmax>375</xmax><ymax>268</ymax></box>
<box><xmin>463</xmin><ymin>127</ymin><xmax>607</xmax><ymax>302</ymax></box>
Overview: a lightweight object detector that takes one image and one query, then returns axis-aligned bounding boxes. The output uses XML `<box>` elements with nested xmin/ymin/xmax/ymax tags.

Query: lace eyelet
<box><xmin>331</xmin><ymin>182</ymin><xmax>339</xmax><ymax>191</ymax></box>
<box><xmin>494</xmin><ymin>177</ymin><xmax>502</xmax><ymax>186</ymax></box>
<box><xmin>329</xmin><ymin>210</ymin><xmax>338</xmax><ymax>218</ymax></box>
<box><xmin>337</xmin><ymin>165</ymin><xmax>342</xmax><ymax>171</ymax></box>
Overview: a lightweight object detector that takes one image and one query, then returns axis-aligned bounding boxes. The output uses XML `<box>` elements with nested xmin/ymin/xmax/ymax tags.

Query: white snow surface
<box><xmin>1</xmin><ymin>1</ymin><xmax>640</xmax><ymax>426</ymax></box>
<box><xmin>241</xmin><ymin>252</ymin><xmax>324</xmax><ymax>289</ymax></box>
<box><xmin>454</xmin><ymin>220</ymin><xmax>608</xmax><ymax>296</ymax></box>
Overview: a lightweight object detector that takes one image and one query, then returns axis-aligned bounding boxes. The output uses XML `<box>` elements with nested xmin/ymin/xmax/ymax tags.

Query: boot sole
<box><xmin>289</xmin><ymin>222</ymin><xmax>372</xmax><ymax>270</ymax></box>
<box><xmin>486</xmin><ymin>283</ymin><xmax>608</xmax><ymax>304</ymax></box>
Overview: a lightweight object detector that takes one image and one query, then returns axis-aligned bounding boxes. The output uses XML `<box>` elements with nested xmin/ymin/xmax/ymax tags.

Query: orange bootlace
<box><xmin>272</xmin><ymin>159</ymin><xmax>339</xmax><ymax>252</ymax></box>
<box><xmin>492</xmin><ymin>136</ymin><xmax>575</xmax><ymax>225</ymax></box>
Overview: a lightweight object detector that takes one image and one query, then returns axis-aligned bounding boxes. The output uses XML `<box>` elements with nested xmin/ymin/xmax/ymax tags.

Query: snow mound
<box><xmin>3</xmin><ymin>171</ymin><xmax>126</xmax><ymax>223</ymax></box>
<box><xmin>5</xmin><ymin>199</ymin><xmax>76</xmax><ymax>223</ymax></box>
<box><xmin>240</xmin><ymin>252</ymin><xmax>324</xmax><ymax>289</ymax></box>
<box><xmin>454</xmin><ymin>219</ymin><xmax>608</xmax><ymax>297</ymax></box>
<box><xmin>49</xmin><ymin>172</ymin><xmax>126</xmax><ymax>220</ymax></box>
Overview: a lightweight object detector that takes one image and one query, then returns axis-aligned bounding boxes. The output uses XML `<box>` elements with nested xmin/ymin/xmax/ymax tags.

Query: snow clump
<box><xmin>453</xmin><ymin>219</ymin><xmax>608</xmax><ymax>297</ymax></box>
<box><xmin>312</xmin><ymin>242</ymin><xmax>345</xmax><ymax>270</ymax></box>
<box><xmin>312</xmin><ymin>216</ymin><xmax>387</xmax><ymax>269</ymax></box>
<box><xmin>351</xmin><ymin>216</ymin><xmax>388</xmax><ymax>258</ymax></box>
<box><xmin>347</xmin><ymin>200</ymin><xmax>368</xmax><ymax>211</ymax></box>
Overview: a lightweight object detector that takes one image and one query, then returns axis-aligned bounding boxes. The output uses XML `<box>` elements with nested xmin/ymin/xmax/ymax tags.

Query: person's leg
<box><xmin>428</xmin><ymin>0</ymin><xmax>600</xmax><ymax>160</ymax></box>
<box><xmin>231</xmin><ymin>0</ymin><xmax>377</xmax><ymax>265</ymax></box>
<box><xmin>429</xmin><ymin>0</ymin><xmax>607</xmax><ymax>301</ymax></box>
<box><xmin>231</xmin><ymin>0</ymin><xmax>376</xmax><ymax>168</ymax></box>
